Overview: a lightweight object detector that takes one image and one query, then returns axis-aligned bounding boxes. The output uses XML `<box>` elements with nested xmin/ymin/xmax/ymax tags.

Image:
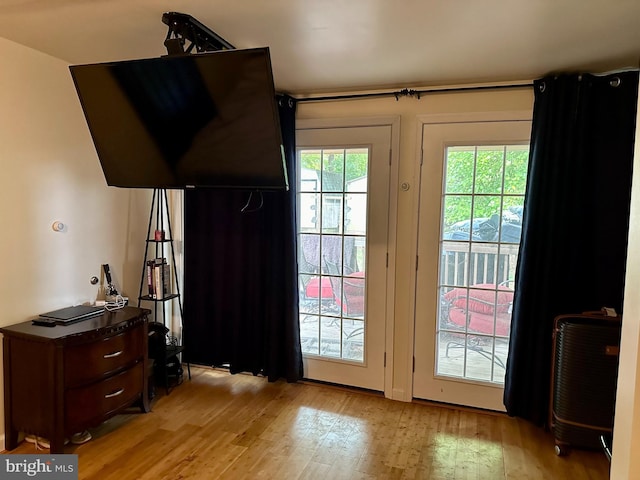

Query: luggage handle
<box><xmin>554</xmin><ymin>307</ymin><xmax>622</xmax><ymax>331</ymax></box>
<box><xmin>582</xmin><ymin>307</ymin><xmax>619</xmax><ymax>318</ymax></box>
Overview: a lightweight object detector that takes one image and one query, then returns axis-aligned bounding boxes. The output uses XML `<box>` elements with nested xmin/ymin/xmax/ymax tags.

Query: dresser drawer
<box><xmin>65</xmin><ymin>362</ymin><xmax>143</xmax><ymax>432</ymax></box>
<box><xmin>64</xmin><ymin>324</ymin><xmax>144</xmax><ymax>386</ymax></box>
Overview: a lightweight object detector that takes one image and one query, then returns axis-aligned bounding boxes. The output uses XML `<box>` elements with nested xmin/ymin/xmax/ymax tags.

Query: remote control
<box><xmin>32</xmin><ymin>318</ymin><xmax>57</xmax><ymax>327</ymax></box>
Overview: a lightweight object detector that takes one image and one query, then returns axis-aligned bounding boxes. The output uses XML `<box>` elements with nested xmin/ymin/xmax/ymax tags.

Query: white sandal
<box><xmin>25</xmin><ymin>434</ymin><xmax>69</xmax><ymax>450</ymax></box>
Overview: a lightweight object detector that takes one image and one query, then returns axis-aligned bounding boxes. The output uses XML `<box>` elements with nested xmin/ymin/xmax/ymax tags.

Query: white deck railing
<box><xmin>441</xmin><ymin>241</ymin><xmax>520</xmax><ymax>287</ymax></box>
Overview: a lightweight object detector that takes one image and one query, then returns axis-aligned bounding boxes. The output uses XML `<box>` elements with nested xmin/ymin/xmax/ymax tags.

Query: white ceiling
<box><xmin>0</xmin><ymin>0</ymin><xmax>639</xmax><ymax>95</ymax></box>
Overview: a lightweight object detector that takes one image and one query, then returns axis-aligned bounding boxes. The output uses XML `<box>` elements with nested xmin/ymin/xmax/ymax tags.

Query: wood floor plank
<box><xmin>2</xmin><ymin>366</ymin><xmax>610</xmax><ymax>479</ymax></box>
<box><xmin>475</xmin><ymin>412</ymin><xmax>506</xmax><ymax>480</ymax></box>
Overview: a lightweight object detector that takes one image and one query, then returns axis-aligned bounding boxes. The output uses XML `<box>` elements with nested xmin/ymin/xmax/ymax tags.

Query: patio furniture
<box><xmin>441</xmin><ymin>283</ymin><xmax>514</xmax><ymax>368</ymax></box>
<box><xmin>299</xmin><ymin>250</ymin><xmax>325</xmax><ymax>315</ymax></box>
<box><xmin>323</xmin><ymin>257</ymin><xmax>365</xmax><ymax>317</ymax></box>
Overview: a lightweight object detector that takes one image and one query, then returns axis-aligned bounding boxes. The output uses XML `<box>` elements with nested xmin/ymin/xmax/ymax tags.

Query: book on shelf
<box><xmin>146</xmin><ymin>260</ymin><xmax>155</xmax><ymax>297</ymax></box>
<box><xmin>147</xmin><ymin>258</ymin><xmax>171</xmax><ymax>299</ymax></box>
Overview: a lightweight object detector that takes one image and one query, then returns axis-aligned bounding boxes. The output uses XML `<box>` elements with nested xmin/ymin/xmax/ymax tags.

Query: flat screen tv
<box><xmin>69</xmin><ymin>47</ymin><xmax>288</xmax><ymax>190</ymax></box>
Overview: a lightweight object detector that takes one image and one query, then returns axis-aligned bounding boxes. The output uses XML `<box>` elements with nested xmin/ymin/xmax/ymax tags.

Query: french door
<box><xmin>413</xmin><ymin>116</ymin><xmax>531</xmax><ymax>410</ymax></box>
<box><xmin>296</xmin><ymin>120</ymin><xmax>396</xmax><ymax>392</ymax></box>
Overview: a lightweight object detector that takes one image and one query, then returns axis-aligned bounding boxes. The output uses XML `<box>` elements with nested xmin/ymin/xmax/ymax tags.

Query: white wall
<box><xmin>610</xmin><ymin>79</ymin><xmax>640</xmax><ymax>480</ymax></box>
<box><xmin>0</xmin><ymin>37</ymin><xmax>150</xmax><ymax>439</ymax></box>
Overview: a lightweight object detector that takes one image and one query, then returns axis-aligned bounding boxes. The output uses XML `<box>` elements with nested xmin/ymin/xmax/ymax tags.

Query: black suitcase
<box><xmin>550</xmin><ymin>312</ymin><xmax>621</xmax><ymax>456</ymax></box>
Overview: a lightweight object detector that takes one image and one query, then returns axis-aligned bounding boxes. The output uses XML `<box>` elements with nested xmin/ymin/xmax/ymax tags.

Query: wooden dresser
<box><xmin>1</xmin><ymin>306</ymin><xmax>150</xmax><ymax>454</ymax></box>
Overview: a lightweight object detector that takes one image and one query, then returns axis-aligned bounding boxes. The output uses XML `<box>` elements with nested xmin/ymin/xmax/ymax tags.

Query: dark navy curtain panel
<box><xmin>504</xmin><ymin>71</ymin><xmax>639</xmax><ymax>425</ymax></box>
<box><xmin>183</xmin><ymin>94</ymin><xmax>303</xmax><ymax>382</ymax></box>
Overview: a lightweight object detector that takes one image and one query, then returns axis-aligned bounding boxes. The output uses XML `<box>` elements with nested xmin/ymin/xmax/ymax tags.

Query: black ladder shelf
<box><xmin>137</xmin><ymin>188</ymin><xmax>191</xmax><ymax>393</ymax></box>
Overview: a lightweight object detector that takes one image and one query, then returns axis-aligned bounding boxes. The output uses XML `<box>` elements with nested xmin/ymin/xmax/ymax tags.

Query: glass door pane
<box><xmin>298</xmin><ymin>147</ymin><xmax>368</xmax><ymax>363</ymax></box>
<box><xmin>438</xmin><ymin>145</ymin><xmax>527</xmax><ymax>383</ymax></box>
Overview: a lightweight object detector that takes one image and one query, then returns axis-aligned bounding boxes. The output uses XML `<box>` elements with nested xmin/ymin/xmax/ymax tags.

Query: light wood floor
<box><xmin>5</xmin><ymin>366</ymin><xmax>610</xmax><ymax>479</ymax></box>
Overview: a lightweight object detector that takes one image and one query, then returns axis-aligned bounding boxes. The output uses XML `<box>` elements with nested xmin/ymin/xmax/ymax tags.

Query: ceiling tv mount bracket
<box><xmin>162</xmin><ymin>12</ymin><xmax>235</xmax><ymax>55</ymax></box>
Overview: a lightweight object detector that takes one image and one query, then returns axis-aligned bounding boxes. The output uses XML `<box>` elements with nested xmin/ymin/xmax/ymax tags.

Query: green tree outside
<box><xmin>299</xmin><ymin>149</ymin><xmax>368</xmax><ymax>187</ymax></box>
<box><xmin>299</xmin><ymin>145</ymin><xmax>529</xmax><ymax>230</ymax></box>
<box><xmin>443</xmin><ymin>146</ymin><xmax>529</xmax><ymax>229</ymax></box>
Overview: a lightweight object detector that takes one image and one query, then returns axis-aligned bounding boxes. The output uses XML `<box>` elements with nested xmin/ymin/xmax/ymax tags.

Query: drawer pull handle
<box><xmin>105</xmin><ymin>388</ymin><xmax>125</xmax><ymax>399</ymax></box>
<box><xmin>103</xmin><ymin>350</ymin><xmax>123</xmax><ymax>359</ymax></box>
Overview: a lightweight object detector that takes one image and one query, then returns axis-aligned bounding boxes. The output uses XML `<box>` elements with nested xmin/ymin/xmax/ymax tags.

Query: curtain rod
<box><xmin>294</xmin><ymin>82</ymin><xmax>534</xmax><ymax>103</ymax></box>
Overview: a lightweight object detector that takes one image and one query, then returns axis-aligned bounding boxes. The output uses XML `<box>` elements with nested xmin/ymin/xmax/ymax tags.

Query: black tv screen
<box><xmin>69</xmin><ymin>47</ymin><xmax>288</xmax><ymax>190</ymax></box>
